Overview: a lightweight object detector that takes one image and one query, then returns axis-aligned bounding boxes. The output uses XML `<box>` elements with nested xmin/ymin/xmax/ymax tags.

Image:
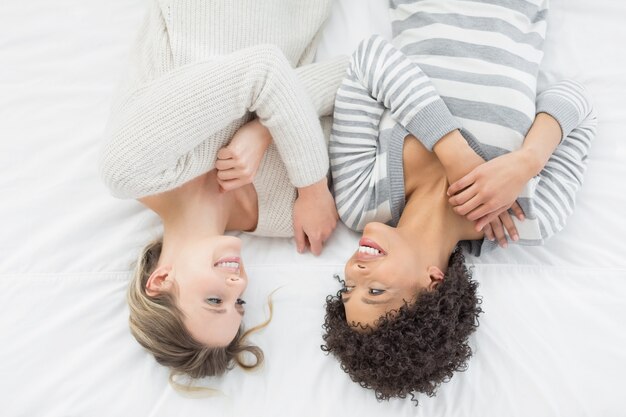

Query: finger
<box><xmin>511</xmin><ymin>201</ymin><xmax>525</xmax><ymax>221</ymax></box>
<box><xmin>447</xmin><ymin>171</ymin><xmax>477</xmax><ymax>196</ymax></box>
<box><xmin>499</xmin><ymin>211</ymin><xmax>519</xmax><ymax>242</ymax></box>
<box><xmin>293</xmin><ymin>224</ymin><xmax>307</xmax><ymax>254</ymax></box>
<box><xmin>217</xmin><ymin>147</ymin><xmax>233</xmax><ymax>160</ymax></box>
<box><xmin>475</xmin><ymin>210</ymin><xmax>502</xmax><ymax>232</ymax></box>
<box><xmin>482</xmin><ymin>224</ymin><xmax>495</xmax><ymax>241</ymax></box>
<box><xmin>217</xmin><ymin>178</ymin><xmax>246</xmax><ymax>192</ymax></box>
<box><xmin>490</xmin><ymin>217</ymin><xmax>508</xmax><ymax>248</ymax></box>
<box><xmin>454</xmin><ymin>194</ymin><xmax>483</xmax><ymax>216</ymax></box>
<box><xmin>448</xmin><ymin>184</ymin><xmax>478</xmax><ymax>207</ymax></box>
<box><xmin>216</xmin><ymin>168</ymin><xmax>239</xmax><ymax>181</ymax></box>
<box><xmin>309</xmin><ymin>235</ymin><xmax>323</xmax><ymax>256</ymax></box>
<box><xmin>215</xmin><ymin>158</ymin><xmax>236</xmax><ymax>171</ymax></box>
<box><xmin>466</xmin><ymin>202</ymin><xmax>500</xmax><ymax>222</ymax></box>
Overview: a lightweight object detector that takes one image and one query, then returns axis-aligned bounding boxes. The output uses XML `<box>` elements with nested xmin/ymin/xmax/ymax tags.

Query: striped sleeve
<box><xmin>524</xmin><ymin>80</ymin><xmax>597</xmax><ymax>241</ymax></box>
<box><xmin>330</xmin><ymin>35</ymin><xmax>462</xmax><ymax>230</ymax></box>
<box><xmin>329</xmin><ymin>40</ymin><xmax>385</xmax><ymax>230</ymax></box>
<box><xmin>342</xmin><ymin>35</ymin><xmax>461</xmax><ymax>150</ymax></box>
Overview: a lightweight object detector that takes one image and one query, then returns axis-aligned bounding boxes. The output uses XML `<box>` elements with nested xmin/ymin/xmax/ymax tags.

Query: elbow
<box><xmin>98</xmin><ymin>126</ymin><xmax>150</xmax><ymax>199</ymax></box>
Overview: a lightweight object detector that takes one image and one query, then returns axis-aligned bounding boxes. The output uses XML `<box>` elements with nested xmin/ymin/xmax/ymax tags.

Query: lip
<box><xmin>356</xmin><ymin>237</ymin><xmax>386</xmax><ymax>261</ymax></box>
<box><xmin>214</xmin><ymin>256</ymin><xmax>241</xmax><ymax>271</ymax></box>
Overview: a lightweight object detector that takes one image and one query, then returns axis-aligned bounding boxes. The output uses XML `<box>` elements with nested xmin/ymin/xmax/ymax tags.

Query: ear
<box><xmin>427</xmin><ymin>265</ymin><xmax>445</xmax><ymax>290</ymax></box>
<box><xmin>145</xmin><ymin>265</ymin><xmax>173</xmax><ymax>296</ymax></box>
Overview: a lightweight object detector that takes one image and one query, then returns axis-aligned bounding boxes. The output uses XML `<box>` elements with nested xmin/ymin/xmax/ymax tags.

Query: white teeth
<box><xmin>216</xmin><ymin>262</ymin><xmax>239</xmax><ymax>269</ymax></box>
<box><xmin>358</xmin><ymin>245</ymin><xmax>381</xmax><ymax>255</ymax></box>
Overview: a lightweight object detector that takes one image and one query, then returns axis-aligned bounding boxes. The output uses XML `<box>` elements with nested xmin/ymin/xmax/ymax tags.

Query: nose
<box><xmin>227</xmin><ymin>275</ymin><xmax>240</xmax><ymax>283</ymax></box>
<box><xmin>357</xmin><ymin>264</ymin><xmax>365</xmax><ymax>269</ymax></box>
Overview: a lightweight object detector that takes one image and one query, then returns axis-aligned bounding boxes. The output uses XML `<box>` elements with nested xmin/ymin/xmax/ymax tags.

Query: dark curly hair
<box><xmin>321</xmin><ymin>248</ymin><xmax>482</xmax><ymax>404</ymax></box>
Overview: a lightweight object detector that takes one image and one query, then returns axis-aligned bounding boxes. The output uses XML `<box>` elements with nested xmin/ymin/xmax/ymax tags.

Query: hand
<box><xmin>293</xmin><ymin>178</ymin><xmax>338</xmax><ymax>256</ymax></box>
<box><xmin>481</xmin><ymin>206</ymin><xmax>524</xmax><ymax>247</ymax></box>
<box><xmin>447</xmin><ymin>150</ymin><xmax>531</xmax><ymax>232</ymax></box>
<box><xmin>215</xmin><ymin>119</ymin><xmax>272</xmax><ymax>192</ymax></box>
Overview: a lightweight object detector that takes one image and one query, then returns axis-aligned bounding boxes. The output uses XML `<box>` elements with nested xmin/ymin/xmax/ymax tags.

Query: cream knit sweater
<box><xmin>99</xmin><ymin>0</ymin><xmax>349</xmax><ymax>236</ymax></box>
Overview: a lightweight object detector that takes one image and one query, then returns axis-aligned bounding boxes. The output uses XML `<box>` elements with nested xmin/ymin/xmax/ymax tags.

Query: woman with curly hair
<box><xmin>99</xmin><ymin>0</ymin><xmax>348</xmax><ymax>381</ymax></box>
<box><xmin>322</xmin><ymin>0</ymin><xmax>597</xmax><ymax>403</ymax></box>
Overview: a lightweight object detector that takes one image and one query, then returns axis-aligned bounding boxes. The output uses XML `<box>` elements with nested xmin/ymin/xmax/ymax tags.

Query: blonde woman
<box><xmin>99</xmin><ymin>0</ymin><xmax>348</xmax><ymax>379</ymax></box>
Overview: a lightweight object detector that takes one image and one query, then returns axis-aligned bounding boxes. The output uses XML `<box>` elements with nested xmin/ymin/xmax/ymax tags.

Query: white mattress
<box><xmin>1</xmin><ymin>0</ymin><xmax>625</xmax><ymax>415</ymax></box>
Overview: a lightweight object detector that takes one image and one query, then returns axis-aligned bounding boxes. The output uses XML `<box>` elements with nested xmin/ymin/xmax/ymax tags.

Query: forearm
<box><xmin>516</xmin><ymin>81</ymin><xmax>597</xmax><ymax>241</ymax></box>
<box><xmin>100</xmin><ymin>44</ymin><xmax>328</xmax><ymax>197</ymax></box>
<box><xmin>518</xmin><ymin>112</ymin><xmax>563</xmax><ymax>178</ymax></box>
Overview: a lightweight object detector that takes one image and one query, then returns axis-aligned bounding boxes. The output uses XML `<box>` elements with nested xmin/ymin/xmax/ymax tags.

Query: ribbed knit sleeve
<box><xmin>536</xmin><ymin>80</ymin><xmax>594</xmax><ymax>142</ymax></box>
<box><xmin>524</xmin><ymin>80</ymin><xmax>597</xmax><ymax>241</ymax></box>
<box><xmin>100</xmin><ymin>44</ymin><xmax>329</xmax><ymax>198</ymax></box>
<box><xmin>295</xmin><ymin>56</ymin><xmax>349</xmax><ymax>117</ymax></box>
<box><xmin>346</xmin><ymin>35</ymin><xmax>461</xmax><ymax>151</ymax></box>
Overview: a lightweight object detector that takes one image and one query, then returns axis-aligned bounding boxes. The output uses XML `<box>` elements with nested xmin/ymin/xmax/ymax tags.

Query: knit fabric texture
<box><xmin>99</xmin><ymin>0</ymin><xmax>349</xmax><ymax>237</ymax></box>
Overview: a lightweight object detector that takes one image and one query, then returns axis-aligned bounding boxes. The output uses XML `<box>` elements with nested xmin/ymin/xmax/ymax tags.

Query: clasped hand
<box><xmin>215</xmin><ymin>119</ymin><xmax>337</xmax><ymax>255</ymax></box>
<box><xmin>215</xmin><ymin>119</ymin><xmax>272</xmax><ymax>192</ymax></box>
<box><xmin>447</xmin><ymin>150</ymin><xmax>529</xmax><ymax>247</ymax></box>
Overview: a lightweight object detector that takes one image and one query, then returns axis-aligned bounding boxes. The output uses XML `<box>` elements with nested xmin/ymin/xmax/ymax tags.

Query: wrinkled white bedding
<box><xmin>1</xmin><ymin>0</ymin><xmax>625</xmax><ymax>416</ymax></box>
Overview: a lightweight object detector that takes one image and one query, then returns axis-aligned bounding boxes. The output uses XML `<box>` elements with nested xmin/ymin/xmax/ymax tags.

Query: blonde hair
<box><xmin>127</xmin><ymin>239</ymin><xmax>271</xmax><ymax>379</ymax></box>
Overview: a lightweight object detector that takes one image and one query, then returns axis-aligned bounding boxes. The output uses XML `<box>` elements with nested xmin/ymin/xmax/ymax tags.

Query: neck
<box><xmin>140</xmin><ymin>171</ymin><xmax>258</xmax><ymax>260</ymax></box>
<box><xmin>400</xmin><ymin>139</ymin><xmax>483</xmax><ymax>271</ymax></box>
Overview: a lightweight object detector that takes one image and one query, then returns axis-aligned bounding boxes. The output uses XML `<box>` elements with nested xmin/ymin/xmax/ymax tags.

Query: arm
<box><xmin>215</xmin><ymin>57</ymin><xmax>350</xmax><ymax>191</ymax></box>
<box><xmin>100</xmin><ymin>43</ymin><xmax>328</xmax><ymax>198</ymax></box>
<box><xmin>345</xmin><ymin>35</ymin><xmax>482</xmax><ymax>185</ymax></box>
<box><xmin>448</xmin><ymin>80</ymin><xmax>597</xmax><ymax>241</ymax></box>
<box><xmin>346</xmin><ymin>35</ymin><xmax>462</xmax><ymax>151</ymax></box>
<box><xmin>524</xmin><ymin>80</ymin><xmax>597</xmax><ymax>240</ymax></box>
<box><xmin>295</xmin><ymin>56</ymin><xmax>350</xmax><ymax>118</ymax></box>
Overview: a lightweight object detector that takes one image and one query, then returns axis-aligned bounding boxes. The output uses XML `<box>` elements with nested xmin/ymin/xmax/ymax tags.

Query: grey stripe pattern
<box><xmin>401</xmin><ymin>39</ymin><xmax>540</xmax><ymax>76</ymax></box>
<box><xmin>393</xmin><ymin>12</ymin><xmax>545</xmax><ymax>50</ymax></box>
<box><xmin>331</xmin><ymin>2</ymin><xmax>597</xmax><ymax>254</ymax></box>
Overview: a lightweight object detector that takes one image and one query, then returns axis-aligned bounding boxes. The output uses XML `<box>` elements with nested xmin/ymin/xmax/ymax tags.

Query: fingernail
<box><xmin>502</xmin><ymin>242</ymin><xmax>508</xmax><ymax>248</ymax></box>
<box><xmin>519</xmin><ymin>214</ymin><xmax>525</xmax><ymax>221</ymax></box>
<box><xmin>513</xmin><ymin>234</ymin><xmax>519</xmax><ymax>241</ymax></box>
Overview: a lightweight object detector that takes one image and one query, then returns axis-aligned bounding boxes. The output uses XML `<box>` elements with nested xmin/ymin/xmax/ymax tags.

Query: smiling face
<box><xmin>342</xmin><ymin>222</ymin><xmax>443</xmax><ymax>328</ymax></box>
<box><xmin>146</xmin><ymin>235</ymin><xmax>248</xmax><ymax>347</ymax></box>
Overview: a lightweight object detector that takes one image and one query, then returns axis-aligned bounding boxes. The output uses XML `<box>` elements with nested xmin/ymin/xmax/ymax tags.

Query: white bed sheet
<box><xmin>1</xmin><ymin>0</ymin><xmax>625</xmax><ymax>416</ymax></box>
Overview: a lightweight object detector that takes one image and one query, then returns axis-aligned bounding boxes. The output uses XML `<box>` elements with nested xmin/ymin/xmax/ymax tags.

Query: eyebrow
<box><xmin>341</xmin><ymin>296</ymin><xmax>388</xmax><ymax>305</ymax></box>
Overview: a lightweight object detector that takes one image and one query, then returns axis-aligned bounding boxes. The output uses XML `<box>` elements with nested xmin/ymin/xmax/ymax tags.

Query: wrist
<box><xmin>249</xmin><ymin>119</ymin><xmax>272</xmax><ymax>145</ymax></box>
<box><xmin>515</xmin><ymin>147</ymin><xmax>543</xmax><ymax>179</ymax></box>
<box><xmin>297</xmin><ymin>177</ymin><xmax>328</xmax><ymax>197</ymax></box>
<box><xmin>433</xmin><ymin>130</ymin><xmax>473</xmax><ymax>167</ymax></box>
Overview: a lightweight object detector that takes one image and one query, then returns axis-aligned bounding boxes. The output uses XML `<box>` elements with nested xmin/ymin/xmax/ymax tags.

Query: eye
<box><xmin>369</xmin><ymin>289</ymin><xmax>385</xmax><ymax>296</ymax></box>
<box><xmin>206</xmin><ymin>297</ymin><xmax>222</xmax><ymax>305</ymax></box>
<box><xmin>236</xmin><ymin>298</ymin><xmax>246</xmax><ymax>305</ymax></box>
<box><xmin>340</xmin><ymin>286</ymin><xmax>354</xmax><ymax>294</ymax></box>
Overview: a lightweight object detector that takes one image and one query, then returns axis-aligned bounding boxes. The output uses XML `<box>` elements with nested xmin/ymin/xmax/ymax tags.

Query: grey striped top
<box><xmin>329</xmin><ymin>1</ymin><xmax>597</xmax><ymax>255</ymax></box>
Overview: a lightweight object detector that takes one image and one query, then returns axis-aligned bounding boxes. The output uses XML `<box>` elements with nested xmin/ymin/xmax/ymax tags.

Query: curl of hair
<box><xmin>321</xmin><ymin>248</ymin><xmax>482</xmax><ymax>404</ymax></box>
<box><xmin>127</xmin><ymin>239</ymin><xmax>270</xmax><ymax>381</ymax></box>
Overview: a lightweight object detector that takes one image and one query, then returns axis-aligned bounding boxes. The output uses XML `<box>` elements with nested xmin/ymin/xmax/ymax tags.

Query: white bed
<box><xmin>1</xmin><ymin>0</ymin><xmax>625</xmax><ymax>415</ymax></box>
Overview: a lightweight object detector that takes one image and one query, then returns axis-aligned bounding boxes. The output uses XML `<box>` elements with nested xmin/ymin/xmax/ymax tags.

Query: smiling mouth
<box><xmin>356</xmin><ymin>238</ymin><xmax>386</xmax><ymax>260</ymax></box>
<box><xmin>357</xmin><ymin>245</ymin><xmax>382</xmax><ymax>255</ymax></box>
<box><xmin>214</xmin><ymin>257</ymin><xmax>241</xmax><ymax>270</ymax></box>
<box><xmin>358</xmin><ymin>238</ymin><xmax>386</xmax><ymax>254</ymax></box>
